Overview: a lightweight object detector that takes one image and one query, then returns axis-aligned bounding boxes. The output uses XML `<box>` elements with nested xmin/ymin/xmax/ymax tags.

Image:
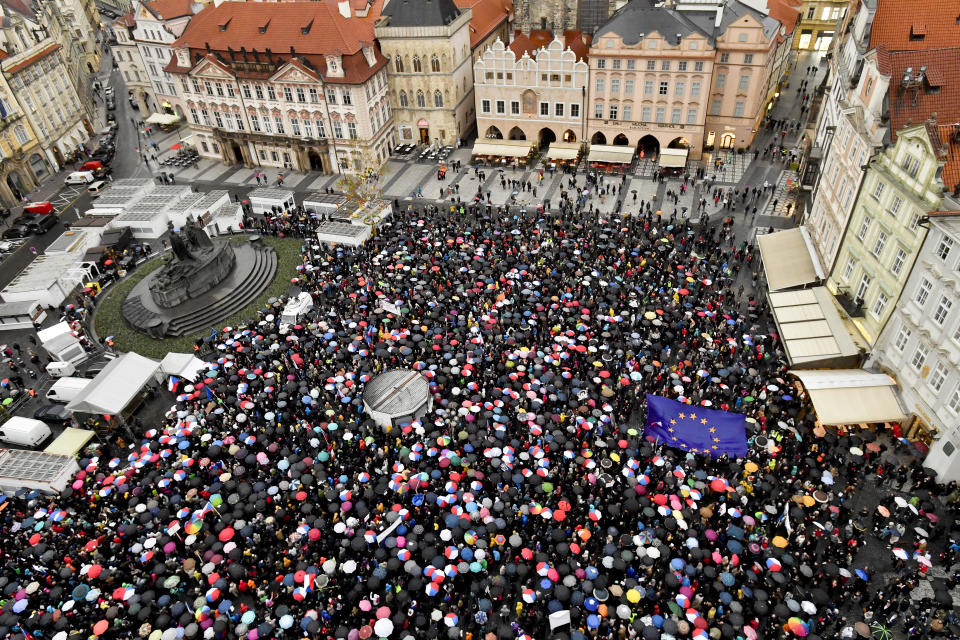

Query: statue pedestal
<box><xmin>149</xmin><ymin>242</ymin><xmax>236</xmax><ymax>308</ymax></box>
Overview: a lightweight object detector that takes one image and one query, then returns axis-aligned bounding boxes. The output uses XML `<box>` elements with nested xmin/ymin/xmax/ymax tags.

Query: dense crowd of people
<box><xmin>1</xmin><ymin>199</ymin><xmax>958</xmax><ymax>640</ymax></box>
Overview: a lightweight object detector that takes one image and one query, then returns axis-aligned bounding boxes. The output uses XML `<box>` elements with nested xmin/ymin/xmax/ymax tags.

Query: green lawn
<box><xmin>93</xmin><ymin>235</ymin><xmax>302</xmax><ymax>359</ymax></box>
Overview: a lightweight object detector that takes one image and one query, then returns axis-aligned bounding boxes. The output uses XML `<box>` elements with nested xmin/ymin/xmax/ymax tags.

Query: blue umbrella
<box><xmin>585</xmin><ymin>597</ymin><xmax>599</xmax><ymax>612</ymax></box>
<box><xmin>587</xmin><ymin>614</ymin><xmax>601</xmax><ymax>629</ymax></box>
<box><xmin>670</xmin><ymin>558</ymin><xmax>685</xmax><ymax>570</ymax></box>
<box><xmin>727</xmin><ymin>539</ymin><xmax>744</xmax><ymax>554</ymax></box>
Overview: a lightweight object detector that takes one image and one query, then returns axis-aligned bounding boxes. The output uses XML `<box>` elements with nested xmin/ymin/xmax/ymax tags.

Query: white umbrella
<box><xmin>374</xmin><ymin>618</ymin><xmax>394</xmax><ymax>637</ymax></box>
<box><xmin>342</xmin><ymin>560</ymin><xmax>357</xmax><ymax>574</ymax></box>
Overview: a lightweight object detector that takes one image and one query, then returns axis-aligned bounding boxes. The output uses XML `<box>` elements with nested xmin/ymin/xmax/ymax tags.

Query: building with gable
<box><xmin>131</xmin><ymin>0</ymin><xmax>198</xmax><ymax>119</ymax></box>
<box><xmin>165</xmin><ymin>0</ymin><xmax>392</xmax><ymax>173</ymax></box>
<box><xmin>473</xmin><ymin>30</ymin><xmax>590</xmax><ymax>146</ymax></box>
<box><xmin>112</xmin><ymin>11</ymin><xmax>152</xmax><ymax>114</ymax></box>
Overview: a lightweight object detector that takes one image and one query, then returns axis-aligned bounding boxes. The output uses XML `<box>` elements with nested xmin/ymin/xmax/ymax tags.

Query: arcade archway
<box><xmin>612</xmin><ymin>133</ymin><xmax>629</xmax><ymax>146</ymax></box>
<box><xmin>538</xmin><ymin>127</ymin><xmax>556</xmax><ymax>149</ymax></box>
<box><xmin>508</xmin><ymin>127</ymin><xmax>526</xmax><ymax>140</ymax></box>
<box><xmin>562</xmin><ymin>130</ymin><xmax>576</xmax><ymax>143</ymax></box>
<box><xmin>485</xmin><ymin>126</ymin><xmax>503</xmax><ymax>139</ymax></box>
<box><xmin>590</xmin><ymin>132</ymin><xmax>607</xmax><ymax>145</ymax></box>
<box><xmin>637</xmin><ymin>134</ymin><xmax>660</xmax><ymax>159</ymax></box>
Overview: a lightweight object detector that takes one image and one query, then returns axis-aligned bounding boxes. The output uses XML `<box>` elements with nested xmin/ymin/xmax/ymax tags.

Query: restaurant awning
<box><xmin>659</xmin><ymin>148</ymin><xmax>688</xmax><ymax>168</ymax></box>
<box><xmin>44</xmin><ymin>428</ymin><xmax>96</xmax><ymax>458</ymax></box>
<box><xmin>587</xmin><ymin>144</ymin><xmax>635</xmax><ymax>164</ymax></box>
<box><xmin>470</xmin><ymin>139</ymin><xmax>534</xmax><ymax>158</ymax></box>
<box><xmin>145</xmin><ymin>113</ymin><xmax>181</xmax><ymax>125</ymax></box>
<box><xmin>790</xmin><ymin>369</ymin><xmax>907</xmax><ymax>426</ymax></box>
<box><xmin>757</xmin><ymin>226</ymin><xmax>825</xmax><ymax>291</ymax></box>
<box><xmin>546</xmin><ymin>142</ymin><xmax>581</xmax><ymax>160</ymax></box>
<box><xmin>768</xmin><ymin>287</ymin><xmax>860</xmax><ymax>368</ymax></box>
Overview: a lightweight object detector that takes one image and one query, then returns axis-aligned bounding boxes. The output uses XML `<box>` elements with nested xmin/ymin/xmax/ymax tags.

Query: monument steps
<box><xmin>163</xmin><ymin>244</ymin><xmax>277</xmax><ymax>337</ymax></box>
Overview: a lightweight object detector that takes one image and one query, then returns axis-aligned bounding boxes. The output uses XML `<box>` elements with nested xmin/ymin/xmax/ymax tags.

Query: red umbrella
<box><xmin>88</xmin><ymin>564</ymin><xmax>102</xmax><ymax>579</ymax></box>
<box><xmin>218</xmin><ymin>527</ymin><xmax>234</xmax><ymax>542</ymax></box>
<box><xmin>170</xmin><ymin>143</ymin><xmax>183</xmax><ymax>150</ymax></box>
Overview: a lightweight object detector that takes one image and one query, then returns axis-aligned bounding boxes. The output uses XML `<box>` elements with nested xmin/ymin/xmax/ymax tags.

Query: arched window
<box><xmin>394</xmin><ymin>55</ymin><xmax>404</xmax><ymax>73</ymax></box>
<box><xmin>416</xmin><ymin>90</ymin><xmax>425</xmax><ymax>108</ymax></box>
<box><xmin>434</xmin><ymin>90</ymin><xmax>443</xmax><ymax>107</ymax></box>
<box><xmin>431</xmin><ymin>55</ymin><xmax>440</xmax><ymax>73</ymax></box>
<box><xmin>399</xmin><ymin>90</ymin><xmax>408</xmax><ymax>107</ymax></box>
<box><xmin>412</xmin><ymin>56</ymin><xmax>422</xmax><ymax>73</ymax></box>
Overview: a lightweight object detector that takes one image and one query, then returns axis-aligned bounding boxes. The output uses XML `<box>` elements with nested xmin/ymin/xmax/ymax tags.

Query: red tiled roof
<box><xmin>320</xmin><ymin>0</ymin><xmax>386</xmax><ymax>22</ymax></box>
<box><xmin>1</xmin><ymin>42</ymin><xmax>61</xmax><ymax>74</ymax></box>
<box><xmin>115</xmin><ymin>12</ymin><xmax>136</xmax><ymax>28</ymax></box>
<box><xmin>455</xmin><ymin>0</ymin><xmax>513</xmax><ymax>48</ymax></box>
<box><xmin>871</xmin><ymin>0</ymin><xmax>960</xmax><ymax>51</ymax></box>
<box><xmin>766</xmin><ymin>0</ymin><xmax>802</xmax><ymax>36</ymax></box>
<box><xmin>937</xmin><ymin>126</ymin><xmax>960</xmax><ymax>193</ymax></box>
<box><xmin>508</xmin><ymin>30</ymin><xmax>591</xmax><ymax>61</ymax></box>
<box><xmin>146</xmin><ymin>0</ymin><xmax>194</xmax><ymax>20</ymax></box>
<box><xmin>168</xmin><ymin>2</ymin><xmax>386</xmax><ymax>84</ymax></box>
<box><xmin>887</xmin><ymin>47</ymin><xmax>960</xmax><ymax>140</ymax></box>
<box><xmin>928</xmin><ymin>209</ymin><xmax>960</xmax><ymax>216</ymax></box>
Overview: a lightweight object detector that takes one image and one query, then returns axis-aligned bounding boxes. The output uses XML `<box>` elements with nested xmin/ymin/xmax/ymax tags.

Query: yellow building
<box><xmin>792</xmin><ymin>0</ymin><xmax>848</xmax><ymax>51</ymax></box>
<box><xmin>0</xmin><ymin>71</ymin><xmax>44</xmax><ymax>207</ymax></box>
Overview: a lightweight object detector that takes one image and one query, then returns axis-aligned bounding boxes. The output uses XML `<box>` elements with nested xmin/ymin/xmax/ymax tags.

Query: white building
<box><xmin>131</xmin><ymin>0</ymin><xmax>196</xmax><ymax>119</ymax></box>
<box><xmin>803</xmin><ymin>0</ymin><xmax>888</xmax><ymax>272</ymax></box>
<box><xmin>869</xmin><ymin>213</ymin><xmax>960</xmax><ymax>482</ymax></box>
<box><xmin>112</xmin><ymin>12</ymin><xmax>152</xmax><ymax>114</ymax></box>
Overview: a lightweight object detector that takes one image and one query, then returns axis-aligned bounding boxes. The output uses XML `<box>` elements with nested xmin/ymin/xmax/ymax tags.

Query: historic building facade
<box><xmin>868</xmin><ymin>213</ymin><xmax>960</xmax><ymax>464</ymax></box>
<box><xmin>376</xmin><ymin>0</ymin><xmax>511</xmax><ymax>145</ymax></box>
<box><xmin>792</xmin><ymin>0</ymin><xmax>848</xmax><ymax>51</ymax></box>
<box><xmin>131</xmin><ymin>0</ymin><xmax>197</xmax><ymax>118</ymax></box>
<box><xmin>166</xmin><ymin>0</ymin><xmax>392</xmax><ymax>174</ymax></box>
<box><xmin>112</xmin><ymin>12</ymin><xmax>152</xmax><ymax>114</ymax></box>
<box><xmin>474</xmin><ymin>32</ymin><xmax>590</xmax><ymax>146</ymax></box>
<box><xmin>0</xmin><ymin>71</ymin><xmax>43</xmax><ymax>207</ymax></box>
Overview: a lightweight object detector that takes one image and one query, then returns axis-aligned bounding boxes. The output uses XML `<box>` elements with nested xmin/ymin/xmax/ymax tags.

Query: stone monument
<box><xmin>149</xmin><ymin>216</ymin><xmax>236</xmax><ymax>308</ymax></box>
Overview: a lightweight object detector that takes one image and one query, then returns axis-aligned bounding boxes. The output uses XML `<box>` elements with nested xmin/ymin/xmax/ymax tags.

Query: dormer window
<box><xmin>910</xmin><ymin>23</ymin><xmax>925</xmax><ymax>40</ymax></box>
<box><xmin>301</xmin><ymin>19</ymin><xmax>313</xmax><ymax>35</ymax></box>
<box><xmin>258</xmin><ymin>20</ymin><xmax>270</xmax><ymax>34</ymax></box>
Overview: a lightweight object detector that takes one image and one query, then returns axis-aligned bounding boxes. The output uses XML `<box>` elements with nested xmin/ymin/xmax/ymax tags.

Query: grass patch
<box><xmin>93</xmin><ymin>235</ymin><xmax>302</xmax><ymax>359</ymax></box>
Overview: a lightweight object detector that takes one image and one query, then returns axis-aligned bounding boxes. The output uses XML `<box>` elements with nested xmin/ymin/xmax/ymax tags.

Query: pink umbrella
<box><xmin>376</xmin><ymin>606</ymin><xmax>390</xmax><ymax>619</ymax></box>
<box><xmin>359</xmin><ymin>600</ymin><xmax>372</xmax><ymax>612</ymax></box>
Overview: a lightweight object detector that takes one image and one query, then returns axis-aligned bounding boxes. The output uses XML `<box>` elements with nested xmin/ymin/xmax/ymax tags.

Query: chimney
<box><xmin>361</xmin><ymin>41</ymin><xmax>376</xmax><ymax>66</ymax></box>
<box><xmin>338</xmin><ymin>0</ymin><xmax>351</xmax><ymax>18</ymax></box>
<box><xmin>290</xmin><ymin>46</ymin><xmax>296</xmax><ymax>57</ymax></box>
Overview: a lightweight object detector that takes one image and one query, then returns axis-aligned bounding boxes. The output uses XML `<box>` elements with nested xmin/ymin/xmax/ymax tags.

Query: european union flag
<box><xmin>645</xmin><ymin>394</ymin><xmax>748</xmax><ymax>457</ymax></box>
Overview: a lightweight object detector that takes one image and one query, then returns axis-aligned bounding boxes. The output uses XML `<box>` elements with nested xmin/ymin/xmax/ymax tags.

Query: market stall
<box><xmin>544</xmin><ymin>142</ymin><xmax>582</xmax><ymax>169</ymax></box>
<box><xmin>470</xmin><ymin>139</ymin><xmax>535</xmax><ymax>167</ymax></box>
<box><xmin>248</xmin><ymin>188</ymin><xmax>297</xmax><ymax>216</ymax></box>
<box><xmin>587</xmin><ymin>144</ymin><xmax>635</xmax><ymax>172</ymax></box>
<box><xmin>658</xmin><ymin>148</ymin><xmax>689</xmax><ymax>174</ymax></box>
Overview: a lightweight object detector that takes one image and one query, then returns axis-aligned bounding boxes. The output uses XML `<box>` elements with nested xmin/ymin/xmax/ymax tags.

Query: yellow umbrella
<box><xmin>772</xmin><ymin>536</ymin><xmax>789</xmax><ymax>548</ymax></box>
<box><xmin>802</xmin><ymin>495</ymin><xmax>816</xmax><ymax>507</ymax></box>
<box><xmin>626</xmin><ymin>589</ymin><xmax>642</xmax><ymax>603</ymax></box>
<box><xmin>644</xmin><ymin>311</ymin><xmax>656</xmax><ymax>320</ymax></box>
<box><xmin>744</xmin><ymin>461</ymin><xmax>759</xmax><ymax>473</ymax></box>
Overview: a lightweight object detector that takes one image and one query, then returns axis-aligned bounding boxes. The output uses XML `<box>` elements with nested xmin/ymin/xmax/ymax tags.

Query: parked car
<box><xmin>23</xmin><ymin>201</ymin><xmax>55</xmax><ymax>215</ymax></box>
<box><xmin>106</xmin><ymin>97</ymin><xmax>116</xmax><ymax>111</ymax></box>
<box><xmin>33</xmin><ymin>403</ymin><xmax>72</xmax><ymax>424</ymax></box>
<box><xmin>27</xmin><ymin>214</ymin><xmax>57</xmax><ymax>234</ymax></box>
<box><xmin>2</xmin><ymin>225</ymin><xmax>30</xmax><ymax>239</ymax></box>
<box><xmin>65</xmin><ymin>170</ymin><xmax>95</xmax><ymax>185</ymax></box>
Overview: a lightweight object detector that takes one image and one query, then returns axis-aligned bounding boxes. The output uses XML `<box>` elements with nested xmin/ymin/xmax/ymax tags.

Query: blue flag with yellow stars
<box><xmin>645</xmin><ymin>394</ymin><xmax>748</xmax><ymax>457</ymax></box>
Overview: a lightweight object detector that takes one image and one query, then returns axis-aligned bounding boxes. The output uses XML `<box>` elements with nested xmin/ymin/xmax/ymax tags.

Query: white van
<box><xmin>46</xmin><ymin>361</ymin><xmax>77</xmax><ymax>378</ymax></box>
<box><xmin>65</xmin><ymin>171</ymin><xmax>95</xmax><ymax>185</ymax></box>
<box><xmin>46</xmin><ymin>377</ymin><xmax>92</xmax><ymax>403</ymax></box>
<box><xmin>0</xmin><ymin>417</ymin><xmax>52</xmax><ymax>448</ymax></box>
<box><xmin>87</xmin><ymin>180</ymin><xmax>107</xmax><ymax>197</ymax></box>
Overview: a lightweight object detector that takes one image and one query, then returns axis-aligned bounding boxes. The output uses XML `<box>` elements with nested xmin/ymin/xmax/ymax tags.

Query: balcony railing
<box><xmin>834</xmin><ymin>288</ymin><xmax>865</xmax><ymax>317</ymax></box>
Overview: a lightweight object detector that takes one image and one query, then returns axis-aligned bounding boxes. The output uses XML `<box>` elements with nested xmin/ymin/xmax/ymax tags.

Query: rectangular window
<box><xmin>192</xmin><ymin>79</ymin><xmax>202</xmax><ymax>93</ymax></box>
<box><xmin>734</xmin><ymin>101</ymin><xmax>745</xmax><ymax>117</ymax></box>
<box><xmin>341</xmin><ymin>89</ymin><xmax>352</xmax><ymax>105</ymax></box>
<box><xmin>891</xmin><ymin>248</ymin><xmax>906</xmax><ymax>275</ymax></box>
<box><xmin>934</xmin><ymin>296</ymin><xmax>953</xmax><ymax>325</ymax></box>
<box><xmin>687</xmin><ymin>108</ymin><xmax>697</xmax><ymax>124</ymax></box>
<box><xmin>275</xmin><ymin>116</ymin><xmax>284</xmax><ymax>134</ymax></box>
<box><xmin>481</xmin><ymin>99</ymin><xmax>491</xmax><ymax>113</ymax></box>
<box><xmin>626</xmin><ymin>59</ymin><xmax>635</xmax><ymax>70</ymax></box>
<box><xmin>675</xmin><ymin>81</ymin><xmax>685</xmax><ymax>96</ymax></box>
<box><xmin>594</xmin><ymin>103</ymin><xmax>603</xmax><ymax>118</ymax></box>
<box><xmin>190</xmin><ymin>107</ymin><xmax>199</xmax><ymax>125</ymax></box>
<box><xmin>888</xmin><ymin>196</ymin><xmax>902</xmax><ymax>217</ymax></box>
<box><xmin>214</xmin><ymin>82</ymin><xmax>224</xmax><ymax>96</ymax></box>
<box><xmin>291</xmin><ymin>118</ymin><xmax>301</xmax><ymax>136</ymax></box>
<box><xmin>694</xmin><ymin>61</ymin><xmax>704</xmax><ymax>71</ymax></box>
<box><xmin>744</xmin><ymin>53</ymin><xmax>754</xmax><ymax>64</ymax></box>
<box><xmin>902</xmin><ymin>154</ymin><xmax>920</xmax><ymax>177</ymax></box>
<box><xmin>872</xmin><ymin>230</ymin><xmax>887</xmax><ymax>257</ymax></box>
<box><xmin>937</xmin><ymin>236</ymin><xmax>954</xmax><ymax>261</ymax></box>
<box><xmin>595</xmin><ymin>78</ymin><xmax>605</xmax><ymax>93</ymax></box>
<box><xmin>624</xmin><ymin>80</ymin><xmax>634</xmax><ymax>95</ymax></box>
<box><xmin>267</xmin><ymin>85</ymin><xmax>277</xmax><ymax>101</ymax></box>
<box><xmin>641</xmin><ymin>106</ymin><xmax>652</xmax><ymax>121</ymax></box>
<box><xmin>254</xmin><ymin>84</ymin><xmax>264</xmax><ymax>100</ymax></box>
<box><xmin>201</xmin><ymin>109</ymin><xmax>211</xmax><ymax>126</ymax></box>
<box><xmin>930</xmin><ymin>362</ymin><xmax>948</xmax><ymax>392</ymax></box>
<box><xmin>719</xmin><ymin>53</ymin><xmax>729</xmax><ymax>63</ymax></box>
<box><xmin>555</xmin><ymin>103</ymin><xmax>564</xmax><ymax>117</ymax></box>
<box><xmin>716</xmin><ymin>73</ymin><xmax>726</xmax><ymax>89</ymax></box>
<box><xmin>612</xmin><ymin>59</ymin><xmax>621</xmax><ymax>69</ymax></box>
<box><xmin>347</xmin><ymin>122</ymin><xmax>357</xmax><ymax>139</ymax></box>
<box><xmin>570</xmin><ymin>104</ymin><xmax>580</xmax><ymax>118</ymax></box>
<box><xmin>950</xmin><ymin>385</ymin><xmax>960</xmax><ymax>413</ymax></box>
<box><xmin>204</xmin><ymin>81</ymin><xmax>213</xmax><ymax>95</ymax></box>
<box><xmin>304</xmin><ymin>120</ymin><xmax>314</xmax><ymax>137</ymax></box>
<box><xmin>610</xmin><ymin>79</ymin><xmax>620</xmax><ymax>95</ymax></box>
<box><xmin>855</xmin><ymin>273</ymin><xmax>871</xmax><ymax>301</ymax></box>
<box><xmin>539</xmin><ymin>101</ymin><xmax>548</xmax><ymax>116</ymax></box>
<box><xmin>856</xmin><ymin>216</ymin><xmax>872</xmax><ymax>241</ymax></box>
<box><xmin>227</xmin><ymin>84</ymin><xmax>235</xmax><ymax>98</ymax></box>
<box><xmin>310</xmin><ymin>88</ymin><xmax>319</xmax><ymax>103</ymax></box>
<box><xmin>710</xmin><ymin>99</ymin><xmax>722</xmax><ymax>115</ymax></box>
<box><xmin>644</xmin><ymin>80</ymin><xmax>654</xmax><ymax>96</ymax></box>
<box><xmin>659</xmin><ymin>81</ymin><xmax>668</xmax><ymax>95</ymax></box>
<box><xmin>511</xmin><ymin>101</ymin><xmax>520</xmax><ymax>115</ymax></box>
<box><xmin>296</xmin><ymin>87</ymin><xmax>306</xmax><ymax>103</ymax></box>
<box><xmin>235</xmin><ymin>113</ymin><xmax>244</xmax><ymax>130</ymax></box>
<box><xmin>909</xmin><ymin>212</ymin><xmax>921</xmax><ymax>232</ymax></box>
<box><xmin>691</xmin><ymin>81</ymin><xmax>701</xmax><ymax>97</ymax></box>
<box><xmin>622</xmin><ymin>105</ymin><xmax>632</xmax><ymax>121</ymax></box>
<box><xmin>872</xmin><ymin>181</ymin><xmax>886</xmax><ymax>200</ymax></box>
<box><xmin>872</xmin><ymin>291</ymin><xmax>888</xmax><ymax>318</ymax></box>
<box><xmin>596</xmin><ymin>58</ymin><xmax>606</xmax><ymax>69</ymax></box>
<box><xmin>916</xmin><ymin>278</ymin><xmax>933</xmax><ymax>306</ymax></box>
<box><xmin>609</xmin><ymin>105</ymin><xmax>618</xmax><ymax>120</ymax></box>
<box><xmin>326</xmin><ymin>89</ymin><xmax>337</xmax><ymax>104</ymax></box>
<box><xmin>646</xmin><ymin>60</ymin><xmax>656</xmax><ymax>71</ymax></box>
<box><xmin>738</xmin><ymin>74</ymin><xmax>749</xmax><ymax>91</ymax></box>
<box><xmin>332</xmin><ymin>120</ymin><xmax>343</xmax><ymax>138</ymax></box>
<box><xmin>678</xmin><ymin>61</ymin><xmax>688</xmax><ymax>71</ymax></box>
<box><xmin>661</xmin><ymin>60</ymin><xmax>670</xmax><ymax>71</ymax></box>
<box><xmin>671</xmin><ymin>107</ymin><xmax>681</xmax><ymax>124</ymax></box>
<box><xmin>250</xmin><ymin>114</ymin><xmax>261</xmax><ymax>132</ymax></box>
<box><xmin>655</xmin><ymin>106</ymin><xmax>665</xmax><ymax>123</ymax></box>
<box><xmin>262</xmin><ymin>116</ymin><xmax>272</xmax><ymax>134</ymax></box>
<box><xmin>911</xmin><ymin>343</ymin><xmax>929</xmax><ymax>371</ymax></box>
<box><xmin>213</xmin><ymin>111</ymin><xmax>223</xmax><ymax>128</ymax></box>
<box><xmin>895</xmin><ymin>326</ymin><xmax>911</xmax><ymax>352</ymax></box>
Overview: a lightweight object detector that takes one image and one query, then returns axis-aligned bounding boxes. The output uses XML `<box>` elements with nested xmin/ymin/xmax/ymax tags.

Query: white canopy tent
<box><xmin>159</xmin><ymin>353</ymin><xmax>207</xmax><ymax>383</ymax></box>
<box><xmin>658</xmin><ymin>148</ymin><xmax>689</xmax><ymax>168</ymax></box>
<box><xmin>587</xmin><ymin>145</ymin><xmax>635</xmax><ymax>164</ymax></box>
<box><xmin>66</xmin><ymin>352</ymin><xmax>160</xmax><ymax>415</ymax></box>
<box><xmin>471</xmin><ymin>140</ymin><xmax>534</xmax><ymax>158</ymax></box>
<box><xmin>145</xmin><ymin>113</ymin><xmax>181</xmax><ymax>125</ymax></box>
<box><xmin>545</xmin><ymin>142</ymin><xmax>581</xmax><ymax>161</ymax></box>
<box><xmin>757</xmin><ymin>227</ymin><xmax>825</xmax><ymax>291</ymax></box>
<box><xmin>790</xmin><ymin>369</ymin><xmax>907</xmax><ymax>426</ymax></box>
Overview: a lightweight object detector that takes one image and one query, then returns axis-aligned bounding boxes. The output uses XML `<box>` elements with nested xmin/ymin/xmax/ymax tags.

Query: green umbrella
<box><xmin>541</xmin><ymin>482</ymin><xmax>554</xmax><ymax>493</ymax></box>
<box><xmin>870</xmin><ymin>623</ymin><xmax>893</xmax><ymax>640</ymax></box>
<box><xmin>668</xmin><ymin>601</ymin><xmax>683</xmax><ymax>617</ymax></box>
<box><xmin>1</xmin><ymin>398</ymin><xmax>12</xmax><ymax>406</ymax></box>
